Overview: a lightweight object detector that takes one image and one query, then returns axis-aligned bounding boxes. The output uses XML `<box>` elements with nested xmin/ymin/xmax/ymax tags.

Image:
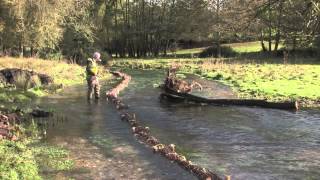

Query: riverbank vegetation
<box><xmin>0</xmin><ymin>57</ymin><xmax>111</xmax><ymax>179</ymax></box>
<box><xmin>0</xmin><ymin>121</ymin><xmax>74</xmax><ymax>179</ymax></box>
<box><xmin>0</xmin><ymin>57</ymin><xmax>110</xmax><ymax>103</ymax></box>
<box><xmin>110</xmin><ymin>58</ymin><xmax>320</xmax><ymax>107</ymax></box>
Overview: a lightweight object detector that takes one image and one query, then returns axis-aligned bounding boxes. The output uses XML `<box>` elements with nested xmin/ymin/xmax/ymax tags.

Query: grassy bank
<box><xmin>0</xmin><ymin>57</ymin><xmax>110</xmax><ymax>179</ymax></box>
<box><xmin>110</xmin><ymin>58</ymin><xmax>320</xmax><ymax>107</ymax></box>
<box><xmin>0</xmin><ymin>57</ymin><xmax>87</xmax><ymax>86</ymax></box>
<box><xmin>0</xmin><ymin>57</ymin><xmax>110</xmax><ymax>103</ymax></box>
<box><xmin>0</xmin><ymin>121</ymin><xmax>74</xmax><ymax>180</ymax></box>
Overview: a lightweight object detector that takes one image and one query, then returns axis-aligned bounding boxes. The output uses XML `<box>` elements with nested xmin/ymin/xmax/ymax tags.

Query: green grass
<box><xmin>0</xmin><ymin>140</ymin><xmax>74</xmax><ymax>180</ymax></box>
<box><xmin>197</xmin><ymin>63</ymin><xmax>320</xmax><ymax>104</ymax></box>
<box><xmin>110</xmin><ymin>58</ymin><xmax>320</xmax><ymax>107</ymax></box>
<box><xmin>34</xmin><ymin>145</ymin><xmax>74</xmax><ymax>172</ymax></box>
<box><xmin>0</xmin><ymin>140</ymin><xmax>41</xmax><ymax>180</ymax></box>
<box><xmin>0</xmin><ymin>120</ymin><xmax>74</xmax><ymax>180</ymax></box>
<box><xmin>224</xmin><ymin>41</ymin><xmax>284</xmax><ymax>53</ymax></box>
<box><xmin>170</xmin><ymin>47</ymin><xmax>208</xmax><ymax>55</ymax></box>
<box><xmin>167</xmin><ymin>41</ymin><xmax>283</xmax><ymax>55</ymax></box>
<box><xmin>224</xmin><ymin>41</ymin><xmax>263</xmax><ymax>53</ymax></box>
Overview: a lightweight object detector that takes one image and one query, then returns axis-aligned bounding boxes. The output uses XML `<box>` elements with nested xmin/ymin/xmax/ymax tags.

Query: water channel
<box><xmin>36</xmin><ymin>70</ymin><xmax>320</xmax><ymax>180</ymax></box>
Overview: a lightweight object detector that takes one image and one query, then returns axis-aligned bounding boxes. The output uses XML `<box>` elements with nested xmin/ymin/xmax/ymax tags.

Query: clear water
<box><xmin>37</xmin><ymin>70</ymin><xmax>320</xmax><ymax>180</ymax></box>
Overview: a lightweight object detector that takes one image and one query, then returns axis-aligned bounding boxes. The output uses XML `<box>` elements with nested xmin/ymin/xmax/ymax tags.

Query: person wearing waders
<box><xmin>86</xmin><ymin>52</ymin><xmax>102</xmax><ymax>100</ymax></box>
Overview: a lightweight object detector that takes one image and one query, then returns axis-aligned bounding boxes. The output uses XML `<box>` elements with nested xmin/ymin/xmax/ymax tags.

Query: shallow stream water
<box><xmin>37</xmin><ymin>70</ymin><xmax>320</xmax><ymax>180</ymax></box>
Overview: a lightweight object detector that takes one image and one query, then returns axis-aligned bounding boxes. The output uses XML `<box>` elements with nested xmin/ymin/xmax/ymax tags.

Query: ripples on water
<box><xmin>37</xmin><ymin>70</ymin><xmax>320</xmax><ymax>180</ymax></box>
<box><xmin>123</xmin><ymin>70</ymin><xmax>320</xmax><ymax>180</ymax></box>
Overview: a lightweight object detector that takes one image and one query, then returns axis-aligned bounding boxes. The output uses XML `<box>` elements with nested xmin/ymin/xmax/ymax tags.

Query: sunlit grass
<box><xmin>169</xmin><ymin>41</ymin><xmax>284</xmax><ymax>55</ymax></box>
<box><xmin>0</xmin><ymin>57</ymin><xmax>111</xmax><ymax>102</ymax></box>
<box><xmin>0</xmin><ymin>57</ymin><xmax>86</xmax><ymax>86</ymax></box>
<box><xmin>170</xmin><ymin>47</ymin><xmax>208</xmax><ymax>55</ymax></box>
<box><xmin>197</xmin><ymin>62</ymin><xmax>320</xmax><ymax>102</ymax></box>
<box><xmin>224</xmin><ymin>41</ymin><xmax>284</xmax><ymax>53</ymax></box>
<box><xmin>226</xmin><ymin>41</ymin><xmax>262</xmax><ymax>53</ymax></box>
<box><xmin>110</xmin><ymin>58</ymin><xmax>320</xmax><ymax>106</ymax></box>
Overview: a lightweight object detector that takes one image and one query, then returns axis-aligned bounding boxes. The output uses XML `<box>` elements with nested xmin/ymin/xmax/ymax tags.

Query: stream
<box><xmin>36</xmin><ymin>70</ymin><xmax>320</xmax><ymax>180</ymax></box>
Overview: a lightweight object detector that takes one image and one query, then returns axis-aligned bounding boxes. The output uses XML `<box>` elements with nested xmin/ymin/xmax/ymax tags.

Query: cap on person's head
<box><xmin>93</xmin><ymin>52</ymin><xmax>101</xmax><ymax>61</ymax></box>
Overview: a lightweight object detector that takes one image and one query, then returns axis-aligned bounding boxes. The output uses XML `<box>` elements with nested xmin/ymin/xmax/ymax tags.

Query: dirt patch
<box><xmin>0</xmin><ymin>68</ymin><xmax>53</xmax><ymax>89</ymax></box>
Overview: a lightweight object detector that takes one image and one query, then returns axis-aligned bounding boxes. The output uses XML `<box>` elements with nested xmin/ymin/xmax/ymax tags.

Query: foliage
<box><xmin>0</xmin><ymin>0</ymin><xmax>319</xmax><ymax>59</ymax></box>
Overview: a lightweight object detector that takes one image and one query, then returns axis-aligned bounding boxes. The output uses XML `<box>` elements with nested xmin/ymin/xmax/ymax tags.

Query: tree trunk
<box><xmin>268</xmin><ymin>0</ymin><xmax>272</xmax><ymax>52</ymax></box>
<box><xmin>23</xmin><ymin>46</ymin><xmax>26</xmax><ymax>57</ymax></box>
<box><xmin>216</xmin><ymin>0</ymin><xmax>221</xmax><ymax>58</ymax></box>
<box><xmin>30</xmin><ymin>46</ymin><xmax>34</xmax><ymax>57</ymax></box>
<box><xmin>274</xmin><ymin>31</ymin><xmax>280</xmax><ymax>51</ymax></box>
<box><xmin>274</xmin><ymin>0</ymin><xmax>284</xmax><ymax>52</ymax></box>
<box><xmin>260</xmin><ymin>31</ymin><xmax>267</xmax><ymax>52</ymax></box>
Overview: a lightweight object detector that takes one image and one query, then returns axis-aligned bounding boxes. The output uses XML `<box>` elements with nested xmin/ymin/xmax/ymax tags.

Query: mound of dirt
<box><xmin>0</xmin><ymin>68</ymin><xmax>53</xmax><ymax>89</ymax></box>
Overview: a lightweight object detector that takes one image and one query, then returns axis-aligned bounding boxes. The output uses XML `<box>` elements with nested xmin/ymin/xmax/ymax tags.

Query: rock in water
<box><xmin>31</xmin><ymin>109</ymin><xmax>53</xmax><ymax>118</ymax></box>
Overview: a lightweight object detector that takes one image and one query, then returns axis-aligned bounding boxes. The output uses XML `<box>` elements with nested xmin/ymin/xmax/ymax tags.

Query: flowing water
<box><xmin>37</xmin><ymin>70</ymin><xmax>320</xmax><ymax>180</ymax></box>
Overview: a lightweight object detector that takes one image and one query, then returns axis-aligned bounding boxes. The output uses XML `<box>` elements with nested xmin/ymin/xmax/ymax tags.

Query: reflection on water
<box><xmin>38</xmin><ymin>70</ymin><xmax>320</xmax><ymax>180</ymax></box>
<box><xmin>37</xmin><ymin>80</ymin><xmax>195</xmax><ymax>179</ymax></box>
<box><xmin>122</xmin><ymin>70</ymin><xmax>320</xmax><ymax>180</ymax></box>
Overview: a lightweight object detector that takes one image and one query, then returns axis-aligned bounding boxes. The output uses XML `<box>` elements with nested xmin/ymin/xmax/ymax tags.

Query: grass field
<box><xmin>224</xmin><ymin>41</ymin><xmax>262</xmax><ymax>53</ymax></box>
<box><xmin>172</xmin><ymin>41</ymin><xmax>283</xmax><ymax>54</ymax></box>
<box><xmin>169</xmin><ymin>47</ymin><xmax>208</xmax><ymax>55</ymax></box>
<box><xmin>110</xmin><ymin>58</ymin><xmax>320</xmax><ymax>107</ymax></box>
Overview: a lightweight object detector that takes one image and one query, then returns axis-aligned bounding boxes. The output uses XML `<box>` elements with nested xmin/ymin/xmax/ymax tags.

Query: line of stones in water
<box><xmin>105</xmin><ymin>71</ymin><xmax>226</xmax><ymax>180</ymax></box>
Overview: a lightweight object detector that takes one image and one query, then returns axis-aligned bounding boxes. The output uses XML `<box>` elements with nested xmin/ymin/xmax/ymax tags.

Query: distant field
<box><xmin>172</xmin><ymin>41</ymin><xmax>283</xmax><ymax>55</ymax></box>
<box><xmin>225</xmin><ymin>41</ymin><xmax>284</xmax><ymax>53</ymax></box>
<box><xmin>169</xmin><ymin>47</ymin><xmax>208</xmax><ymax>55</ymax></box>
<box><xmin>224</xmin><ymin>41</ymin><xmax>262</xmax><ymax>53</ymax></box>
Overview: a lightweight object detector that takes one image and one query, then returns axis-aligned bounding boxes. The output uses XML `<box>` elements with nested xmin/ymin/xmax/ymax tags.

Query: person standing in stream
<box><xmin>86</xmin><ymin>52</ymin><xmax>102</xmax><ymax>100</ymax></box>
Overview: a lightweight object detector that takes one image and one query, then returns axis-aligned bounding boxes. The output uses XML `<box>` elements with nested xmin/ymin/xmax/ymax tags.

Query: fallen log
<box><xmin>163</xmin><ymin>87</ymin><xmax>299</xmax><ymax>110</ymax></box>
